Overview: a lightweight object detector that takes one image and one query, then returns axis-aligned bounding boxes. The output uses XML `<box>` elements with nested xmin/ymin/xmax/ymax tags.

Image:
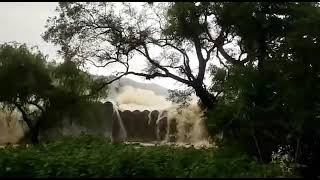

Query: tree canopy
<box><xmin>0</xmin><ymin>42</ymin><xmax>108</xmax><ymax>143</ymax></box>
<box><xmin>43</xmin><ymin>2</ymin><xmax>320</xmax><ymax>177</ymax></box>
<box><xmin>0</xmin><ymin>43</ymin><xmax>52</xmax><ymax>143</ymax></box>
<box><xmin>43</xmin><ymin>2</ymin><xmax>244</xmax><ymax>108</ymax></box>
<box><xmin>206</xmin><ymin>2</ymin><xmax>320</xmax><ymax>177</ymax></box>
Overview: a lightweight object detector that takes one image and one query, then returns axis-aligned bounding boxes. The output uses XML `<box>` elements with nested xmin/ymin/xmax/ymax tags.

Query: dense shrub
<box><xmin>0</xmin><ymin>135</ymin><xmax>295</xmax><ymax>178</ymax></box>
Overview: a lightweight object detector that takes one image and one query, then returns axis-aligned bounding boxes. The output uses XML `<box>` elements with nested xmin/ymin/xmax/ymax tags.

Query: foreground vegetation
<box><xmin>0</xmin><ymin>2</ymin><xmax>319</xmax><ymax>178</ymax></box>
<box><xmin>0</xmin><ymin>135</ymin><xmax>294</xmax><ymax>178</ymax></box>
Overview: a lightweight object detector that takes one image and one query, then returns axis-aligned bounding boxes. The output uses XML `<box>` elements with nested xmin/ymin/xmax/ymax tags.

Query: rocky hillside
<box><xmin>93</xmin><ymin>75</ymin><xmax>170</xmax><ymax>100</ymax></box>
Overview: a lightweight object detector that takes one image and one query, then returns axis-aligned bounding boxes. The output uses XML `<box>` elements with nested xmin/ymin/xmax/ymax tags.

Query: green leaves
<box><xmin>0</xmin><ymin>42</ymin><xmax>109</xmax><ymax>143</ymax></box>
<box><xmin>0</xmin><ymin>135</ymin><xmax>290</xmax><ymax>178</ymax></box>
<box><xmin>205</xmin><ymin>3</ymin><xmax>320</xmax><ymax>174</ymax></box>
<box><xmin>0</xmin><ymin>43</ymin><xmax>51</xmax><ymax>101</ymax></box>
<box><xmin>164</xmin><ymin>2</ymin><xmax>207</xmax><ymax>39</ymax></box>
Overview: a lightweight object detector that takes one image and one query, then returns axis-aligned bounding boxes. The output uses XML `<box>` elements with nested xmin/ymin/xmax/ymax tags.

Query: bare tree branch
<box><xmin>217</xmin><ymin>46</ymin><xmax>249</xmax><ymax>66</ymax></box>
<box><xmin>216</xmin><ymin>50</ymin><xmax>229</xmax><ymax>69</ymax></box>
<box><xmin>135</xmin><ymin>44</ymin><xmax>193</xmax><ymax>86</ymax></box>
<box><xmin>148</xmin><ymin>38</ymin><xmax>196</xmax><ymax>81</ymax></box>
<box><xmin>127</xmin><ymin>71</ymin><xmax>168</xmax><ymax>79</ymax></box>
<box><xmin>205</xmin><ymin>46</ymin><xmax>216</xmax><ymax>62</ymax></box>
<box><xmin>26</xmin><ymin>101</ymin><xmax>45</xmax><ymax>113</ymax></box>
<box><xmin>87</xmin><ymin>59</ymin><xmax>119</xmax><ymax>68</ymax></box>
<box><xmin>193</xmin><ymin>37</ymin><xmax>207</xmax><ymax>83</ymax></box>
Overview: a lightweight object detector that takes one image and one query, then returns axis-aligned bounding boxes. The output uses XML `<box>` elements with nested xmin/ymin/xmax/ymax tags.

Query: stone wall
<box><xmin>39</xmin><ymin>101</ymin><xmax>169</xmax><ymax>143</ymax></box>
<box><xmin>112</xmin><ymin>109</ymin><xmax>168</xmax><ymax>143</ymax></box>
<box><xmin>39</xmin><ymin>101</ymin><xmax>114</xmax><ymax>141</ymax></box>
<box><xmin>1</xmin><ymin>101</ymin><xmax>171</xmax><ymax>144</ymax></box>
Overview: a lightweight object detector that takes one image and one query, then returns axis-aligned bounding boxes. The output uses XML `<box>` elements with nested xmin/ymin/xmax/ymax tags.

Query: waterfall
<box><xmin>155</xmin><ymin>110</ymin><xmax>167</xmax><ymax>141</ymax></box>
<box><xmin>112</xmin><ymin>103</ymin><xmax>127</xmax><ymax>140</ymax></box>
<box><xmin>147</xmin><ymin>111</ymin><xmax>153</xmax><ymax>125</ymax></box>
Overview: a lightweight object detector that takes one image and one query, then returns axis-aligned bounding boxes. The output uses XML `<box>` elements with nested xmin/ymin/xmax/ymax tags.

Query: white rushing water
<box><xmin>113</xmin><ymin>86</ymin><xmax>214</xmax><ymax>148</ymax></box>
<box><xmin>0</xmin><ymin>84</ymin><xmax>215</xmax><ymax>149</ymax></box>
<box><xmin>112</xmin><ymin>103</ymin><xmax>128</xmax><ymax>140</ymax></box>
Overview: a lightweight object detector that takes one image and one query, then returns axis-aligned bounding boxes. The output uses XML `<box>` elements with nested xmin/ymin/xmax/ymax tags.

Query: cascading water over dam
<box><xmin>109</xmin><ymin>86</ymin><xmax>214</xmax><ymax>148</ymax></box>
<box><xmin>0</xmin><ymin>83</ymin><xmax>214</xmax><ymax>149</ymax></box>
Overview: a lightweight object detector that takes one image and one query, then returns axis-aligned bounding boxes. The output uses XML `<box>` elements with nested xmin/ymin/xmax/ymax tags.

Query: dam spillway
<box><xmin>1</xmin><ymin>101</ymin><xmax>212</xmax><ymax>148</ymax></box>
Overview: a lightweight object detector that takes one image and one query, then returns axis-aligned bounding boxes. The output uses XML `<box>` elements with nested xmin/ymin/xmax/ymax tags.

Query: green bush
<box><xmin>0</xmin><ymin>135</ymin><xmax>295</xmax><ymax>178</ymax></box>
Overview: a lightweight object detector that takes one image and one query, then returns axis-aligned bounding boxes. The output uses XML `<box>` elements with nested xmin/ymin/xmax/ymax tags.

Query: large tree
<box><xmin>206</xmin><ymin>2</ymin><xmax>320</xmax><ymax>176</ymax></box>
<box><xmin>43</xmin><ymin>2</ymin><xmax>253</xmax><ymax>109</ymax></box>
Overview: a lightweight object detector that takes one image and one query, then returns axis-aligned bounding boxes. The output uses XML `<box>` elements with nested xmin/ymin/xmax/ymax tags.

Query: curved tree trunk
<box><xmin>30</xmin><ymin>121</ymin><xmax>40</xmax><ymax>144</ymax></box>
<box><xmin>14</xmin><ymin>103</ymin><xmax>41</xmax><ymax>144</ymax></box>
<box><xmin>194</xmin><ymin>87</ymin><xmax>216</xmax><ymax>110</ymax></box>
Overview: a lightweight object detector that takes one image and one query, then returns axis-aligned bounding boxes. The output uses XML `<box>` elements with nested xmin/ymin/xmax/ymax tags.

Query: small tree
<box><xmin>0</xmin><ymin>42</ymin><xmax>52</xmax><ymax>143</ymax></box>
<box><xmin>0</xmin><ymin>42</ymin><xmax>109</xmax><ymax>144</ymax></box>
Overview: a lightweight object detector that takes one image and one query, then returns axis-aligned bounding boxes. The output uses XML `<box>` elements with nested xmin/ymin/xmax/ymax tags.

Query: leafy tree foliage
<box><xmin>40</xmin><ymin>2</ymin><xmax>320</xmax><ymax>177</ymax></box>
<box><xmin>42</xmin><ymin>2</ymin><xmax>250</xmax><ymax>109</ymax></box>
<box><xmin>206</xmin><ymin>2</ymin><xmax>320</xmax><ymax>177</ymax></box>
<box><xmin>0</xmin><ymin>42</ymin><xmax>108</xmax><ymax>144</ymax></box>
<box><xmin>0</xmin><ymin>135</ymin><xmax>293</xmax><ymax>178</ymax></box>
<box><xmin>0</xmin><ymin>43</ymin><xmax>52</xmax><ymax>143</ymax></box>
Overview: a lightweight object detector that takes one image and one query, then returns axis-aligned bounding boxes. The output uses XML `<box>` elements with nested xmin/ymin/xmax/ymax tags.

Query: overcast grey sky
<box><xmin>0</xmin><ymin>2</ymin><xmax>59</xmax><ymax>60</ymax></box>
<box><xmin>0</xmin><ymin>2</ymin><xmax>201</xmax><ymax>90</ymax></box>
